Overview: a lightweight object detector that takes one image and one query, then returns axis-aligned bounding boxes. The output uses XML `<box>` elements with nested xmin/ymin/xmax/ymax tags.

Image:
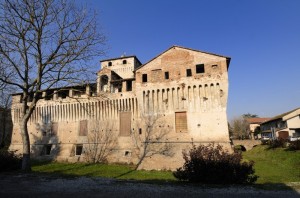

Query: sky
<box><xmin>79</xmin><ymin>0</ymin><xmax>300</xmax><ymax>120</ymax></box>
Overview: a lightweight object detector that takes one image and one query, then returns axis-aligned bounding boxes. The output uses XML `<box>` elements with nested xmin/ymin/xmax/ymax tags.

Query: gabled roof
<box><xmin>261</xmin><ymin>108</ymin><xmax>300</xmax><ymax>124</ymax></box>
<box><xmin>97</xmin><ymin>66</ymin><xmax>112</xmax><ymax>74</ymax></box>
<box><xmin>135</xmin><ymin>45</ymin><xmax>231</xmax><ymax>71</ymax></box>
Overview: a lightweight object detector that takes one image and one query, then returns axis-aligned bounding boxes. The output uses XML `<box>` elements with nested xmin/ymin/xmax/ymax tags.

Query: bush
<box><xmin>288</xmin><ymin>140</ymin><xmax>300</xmax><ymax>150</ymax></box>
<box><xmin>268</xmin><ymin>138</ymin><xmax>287</xmax><ymax>149</ymax></box>
<box><xmin>173</xmin><ymin>144</ymin><xmax>258</xmax><ymax>184</ymax></box>
<box><xmin>0</xmin><ymin>150</ymin><xmax>22</xmax><ymax>172</ymax></box>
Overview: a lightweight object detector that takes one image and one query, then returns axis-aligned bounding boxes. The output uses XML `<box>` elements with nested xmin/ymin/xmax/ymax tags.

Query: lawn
<box><xmin>31</xmin><ymin>145</ymin><xmax>300</xmax><ymax>184</ymax></box>
<box><xmin>243</xmin><ymin>145</ymin><xmax>300</xmax><ymax>184</ymax></box>
<box><xmin>32</xmin><ymin>162</ymin><xmax>176</xmax><ymax>182</ymax></box>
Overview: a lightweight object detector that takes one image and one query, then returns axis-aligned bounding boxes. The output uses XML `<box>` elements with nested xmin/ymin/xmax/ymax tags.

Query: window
<box><xmin>44</xmin><ymin>91</ymin><xmax>52</xmax><ymax>100</ymax></box>
<box><xmin>126</xmin><ymin>81</ymin><xmax>132</xmax><ymax>91</ymax></box>
<box><xmin>142</xmin><ymin>74</ymin><xmax>147</xmax><ymax>82</ymax></box>
<box><xmin>79</xmin><ymin>120</ymin><xmax>88</xmax><ymax>136</ymax></box>
<box><xmin>124</xmin><ymin>151</ymin><xmax>131</xmax><ymax>157</ymax></box>
<box><xmin>175</xmin><ymin>112</ymin><xmax>187</xmax><ymax>133</ymax></box>
<box><xmin>186</xmin><ymin>69</ymin><xmax>192</xmax><ymax>77</ymax></box>
<box><xmin>75</xmin><ymin>144</ymin><xmax>83</xmax><ymax>156</ymax></box>
<box><xmin>139</xmin><ymin>128</ymin><xmax>142</xmax><ymax>135</ymax></box>
<box><xmin>58</xmin><ymin>90</ymin><xmax>68</xmax><ymax>99</ymax></box>
<box><xmin>123</xmin><ymin>60</ymin><xmax>127</xmax><ymax>64</ymax></box>
<box><xmin>108</xmin><ymin>62</ymin><xmax>112</xmax><ymax>66</ymax></box>
<box><xmin>120</xmin><ymin>112</ymin><xmax>131</xmax><ymax>136</ymax></box>
<box><xmin>196</xmin><ymin>64</ymin><xmax>205</xmax><ymax>73</ymax></box>
<box><xmin>43</xmin><ymin>144</ymin><xmax>52</xmax><ymax>155</ymax></box>
<box><xmin>164</xmin><ymin>72</ymin><xmax>169</xmax><ymax>79</ymax></box>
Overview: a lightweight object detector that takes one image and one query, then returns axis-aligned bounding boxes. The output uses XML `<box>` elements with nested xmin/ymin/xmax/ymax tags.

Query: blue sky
<box><xmin>81</xmin><ymin>0</ymin><xmax>300</xmax><ymax>120</ymax></box>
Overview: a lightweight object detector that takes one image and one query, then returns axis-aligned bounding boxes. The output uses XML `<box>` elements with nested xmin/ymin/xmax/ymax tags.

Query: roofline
<box><xmin>111</xmin><ymin>78</ymin><xmax>135</xmax><ymax>83</ymax></box>
<box><xmin>11</xmin><ymin>83</ymin><xmax>96</xmax><ymax>96</ymax></box>
<box><xmin>261</xmin><ymin>107</ymin><xmax>300</xmax><ymax>124</ymax></box>
<box><xmin>134</xmin><ymin>45</ymin><xmax>231</xmax><ymax>71</ymax></box>
<box><xmin>100</xmin><ymin>55</ymin><xmax>142</xmax><ymax>65</ymax></box>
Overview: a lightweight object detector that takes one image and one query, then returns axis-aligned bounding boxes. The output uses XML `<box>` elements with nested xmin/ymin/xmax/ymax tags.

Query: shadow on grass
<box><xmin>29</xmin><ymin>160</ymin><xmax>300</xmax><ymax>194</ymax></box>
<box><xmin>113</xmin><ymin>169</ymin><xmax>135</xmax><ymax>179</ymax></box>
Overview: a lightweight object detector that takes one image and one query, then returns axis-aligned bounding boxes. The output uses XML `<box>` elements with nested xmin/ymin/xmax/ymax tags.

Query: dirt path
<box><xmin>0</xmin><ymin>173</ymin><xmax>299</xmax><ymax>198</ymax></box>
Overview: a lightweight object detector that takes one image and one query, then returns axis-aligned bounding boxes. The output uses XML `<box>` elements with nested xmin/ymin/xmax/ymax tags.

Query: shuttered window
<box><xmin>120</xmin><ymin>112</ymin><xmax>131</xmax><ymax>136</ymax></box>
<box><xmin>175</xmin><ymin>112</ymin><xmax>187</xmax><ymax>133</ymax></box>
<box><xmin>79</xmin><ymin>120</ymin><xmax>88</xmax><ymax>136</ymax></box>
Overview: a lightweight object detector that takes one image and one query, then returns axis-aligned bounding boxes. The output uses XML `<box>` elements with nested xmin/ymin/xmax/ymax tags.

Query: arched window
<box><xmin>122</xmin><ymin>60</ymin><xmax>127</xmax><ymax>64</ymax></box>
<box><xmin>108</xmin><ymin>62</ymin><xmax>112</xmax><ymax>66</ymax></box>
<box><xmin>100</xmin><ymin>75</ymin><xmax>109</xmax><ymax>92</ymax></box>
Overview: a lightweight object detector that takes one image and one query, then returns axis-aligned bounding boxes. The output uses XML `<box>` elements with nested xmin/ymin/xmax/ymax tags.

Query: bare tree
<box><xmin>85</xmin><ymin>120</ymin><xmax>117</xmax><ymax>163</ymax></box>
<box><xmin>0</xmin><ymin>0</ymin><xmax>106</xmax><ymax>171</ymax></box>
<box><xmin>132</xmin><ymin>113</ymin><xmax>173</xmax><ymax>170</ymax></box>
<box><xmin>230</xmin><ymin>116</ymin><xmax>250</xmax><ymax>140</ymax></box>
<box><xmin>0</xmin><ymin>85</ymin><xmax>13</xmax><ymax>149</ymax></box>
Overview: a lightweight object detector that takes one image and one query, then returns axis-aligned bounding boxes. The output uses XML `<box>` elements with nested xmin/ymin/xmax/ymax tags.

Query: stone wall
<box><xmin>10</xmin><ymin>46</ymin><xmax>231</xmax><ymax>170</ymax></box>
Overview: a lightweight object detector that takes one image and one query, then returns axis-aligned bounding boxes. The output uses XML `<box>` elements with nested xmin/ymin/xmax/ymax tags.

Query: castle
<box><xmin>10</xmin><ymin>46</ymin><xmax>231</xmax><ymax>170</ymax></box>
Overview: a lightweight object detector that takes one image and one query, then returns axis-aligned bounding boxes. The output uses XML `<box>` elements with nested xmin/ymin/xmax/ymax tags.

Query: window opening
<box><xmin>196</xmin><ymin>64</ymin><xmax>205</xmax><ymax>73</ymax></box>
<box><xmin>126</xmin><ymin>81</ymin><xmax>132</xmax><ymax>91</ymax></box>
<box><xmin>186</xmin><ymin>69</ymin><xmax>192</xmax><ymax>77</ymax></box>
<box><xmin>45</xmin><ymin>144</ymin><xmax>52</xmax><ymax>155</ymax></box>
<box><xmin>165</xmin><ymin>72</ymin><xmax>169</xmax><ymax>79</ymax></box>
<box><xmin>142</xmin><ymin>74</ymin><xmax>147</xmax><ymax>82</ymax></box>
<box><xmin>100</xmin><ymin>75</ymin><xmax>109</xmax><ymax>92</ymax></box>
<box><xmin>76</xmin><ymin>144</ymin><xmax>83</xmax><ymax>155</ymax></box>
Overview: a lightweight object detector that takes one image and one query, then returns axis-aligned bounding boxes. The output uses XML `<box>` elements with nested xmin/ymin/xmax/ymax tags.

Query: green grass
<box><xmin>243</xmin><ymin>145</ymin><xmax>300</xmax><ymax>184</ymax></box>
<box><xmin>32</xmin><ymin>162</ymin><xmax>176</xmax><ymax>182</ymax></box>
<box><xmin>31</xmin><ymin>145</ymin><xmax>300</xmax><ymax>185</ymax></box>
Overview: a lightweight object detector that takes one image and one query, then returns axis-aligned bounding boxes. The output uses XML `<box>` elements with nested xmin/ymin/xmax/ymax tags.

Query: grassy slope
<box><xmin>32</xmin><ymin>145</ymin><xmax>300</xmax><ymax>184</ymax></box>
<box><xmin>243</xmin><ymin>145</ymin><xmax>300</xmax><ymax>184</ymax></box>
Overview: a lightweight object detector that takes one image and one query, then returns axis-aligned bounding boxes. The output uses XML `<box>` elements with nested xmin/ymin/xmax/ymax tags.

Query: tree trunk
<box><xmin>0</xmin><ymin>110</ymin><xmax>4</xmax><ymax>148</ymax></box>
<box><xmin>20</xmin><ymin>119</ymin><xmax>31</xmax><ymax>172</ymax></box>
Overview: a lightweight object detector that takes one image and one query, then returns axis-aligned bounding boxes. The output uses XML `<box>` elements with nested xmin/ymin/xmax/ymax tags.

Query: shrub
<box><xmin>0</xmin><ymin>149</ymin><xmax>22</xmax><ymax>172</ymax></box>
<box><xmin>268</xmin><ymin>138</ymin><xmax>287</xmax><ymax>149</ymax></box>
<box><xmin>288</xmin><ymin>140</ymin><xmax>300</xmax><ymax>150</ymax></box>
<box><xmin>173</xmin><ymin>144</ymin><xmax>258</xmax><ymax>184</ymax></box>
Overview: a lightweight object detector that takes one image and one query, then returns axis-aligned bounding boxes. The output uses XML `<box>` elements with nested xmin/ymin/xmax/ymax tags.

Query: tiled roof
<box><xmin>246</xmin><ymin>117</ymin><xmax>270</xmax><ymax>124</ymax></box>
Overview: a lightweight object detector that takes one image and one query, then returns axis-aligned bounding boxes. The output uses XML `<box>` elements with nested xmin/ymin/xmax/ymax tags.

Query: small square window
<box><xmin>196</xmin><ymin>64</ymin><xmax>205</xmax><ymax>73</ymax></box>
<box><xmin>142</xmin><ymin>74</ymin><xmax>147</xmax><ymax>82</ymax></box>
<box><xmin>76</xmin><ymin>144</ymin><xmax>83</xmax><ymax>156</ymax></box>
<box><xmin>123</xmin><ymin>60</ymin><xmax>127</xmax><ymax>64</ymax></box>
<box><xmin>108</xmin><ymin>62</ymin><xmax>112</xmax><ymax>66</ymax></box>
<box><xmin>164</xmin><ymin>72</ymin><xmax>169</xmax><ymax>79</ymax></box>
<box><xmin>186</xmin><ymin>69</ymin><xmax>192</xmax><ymax>77</ymax></box>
